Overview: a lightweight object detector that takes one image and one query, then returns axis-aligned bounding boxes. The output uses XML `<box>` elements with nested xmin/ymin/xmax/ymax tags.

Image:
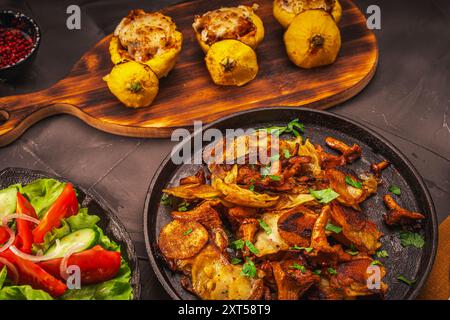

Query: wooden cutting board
<box><xmin>0</xmin><ymin>0</ymin><xmax>377</xmax><ymax>146</ymax></box>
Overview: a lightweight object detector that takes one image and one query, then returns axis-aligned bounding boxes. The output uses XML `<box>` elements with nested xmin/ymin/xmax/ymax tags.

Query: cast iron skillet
<box><xmin>144</xmin><ymin>108</ymin><xmax>437</xmax><ymax>300</ymax></box>
<box><xmin>0</xmin><ymin>167</ymin><xmax>141</xmax><ymax>299</ymax></box>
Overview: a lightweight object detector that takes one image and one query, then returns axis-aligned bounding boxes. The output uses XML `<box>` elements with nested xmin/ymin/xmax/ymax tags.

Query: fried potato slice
<box><xmin>159</xmin><ymin>220</ymin><xmax>208</xmax><ymax>260</ymax></box>
<box><xmin>213</xmin><ymin>178</ymin><xmax>279</xmax><ymax>208</ymax></box>
<box><xmin>330</xmin><ymin>257</ymin><xmax>388</xmax><ymax>298</ymax></box>
<box><xmin>325</xmin><ymin>169</ymin><xmax>369</xmax><ymax>209</ymax></box>
<box><xmin>330</xmin><ymin>203</ymin><xmax>382</xmax><ymax>254</ymax></box>
<box><xmin>298</xmin><ymin>139</ymin><xmax>322</xmax><ymax>176</ymax></box>
<box><xmin>277</xmin><ymin>205</ymin><xmax>318</xmax><ymax>247</ymax></box>
<box><xmin>275</xmin><ymin>193</ymin><xmax>316</xmax><ymax>210</ymax></box>
<box><xmin>163</xmin><ymin>184</ymin><xmax>222</xmax><ymax>200</ymax></box>
<box><xmin>254</xmin><ymin>213</ymin><xmax>289</xmax><ymax>257</ymax></box>
<box><xmin>191</xmin><ymin>247</ymin><xmax>263</xmax><ymax>300</ymax></box>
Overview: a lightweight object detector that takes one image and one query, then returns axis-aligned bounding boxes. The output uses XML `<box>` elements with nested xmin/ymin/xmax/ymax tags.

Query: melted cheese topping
<box><xmin>114</xmin><ymin>10</ymin><xmax>177</xmax><ymax>61</ymax></box>
<box><xmin>193</xmin><ymin>6</ymin><xmax>256</xmax><ymax>45</ymax></box>
<box><xmin>277</xmin><ymin>0</ymin><xmax>334</xmax><ymax>14</ymax></box>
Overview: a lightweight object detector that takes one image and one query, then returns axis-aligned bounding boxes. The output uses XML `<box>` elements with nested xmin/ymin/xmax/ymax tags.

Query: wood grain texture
<box><xmin>0</xmin><ymin>0</ymin><xmax>377</xmax><ymax>146</ymax></box>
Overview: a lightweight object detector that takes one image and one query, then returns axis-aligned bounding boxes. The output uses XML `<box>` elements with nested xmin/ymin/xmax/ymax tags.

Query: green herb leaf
<box><xmin>290</xmin><ymin>245</ymin><xmax>313</xmax><ymax>253</ymax></box>
<box><xmin>291</xmin><ymin>263</ymin><xmax>306</xmax><ymax>273</ymax></box>
<box><xmin>258</xmin><ymin>219</ymin><xmax>272</xmax><ymax>235</ymax></box>
<box><xmin>260</xmin><ymin>166</ymin><xmax>271</xmax><ymax>177</ymax></box>
<box><xmin>241</xmin><ymin>258</ymin><xmax>257</xmax><ymax>278</ymax></box>
<box><xmin>327</xmin><ymin>267</ymin><xmax>338</xmax><ymax>275</ymax></box>
<box><xmin>178</xmin><ymin>201</ymin><xmax>189</xmax><ymax>212</ymax></box>
<box><xmin>397</xmin><ymin>275</ymin><xmax>416</xmax><ymax>286</ymax></box>
<box><xmin>231</xmin><ymin>239</ymin><xmax>245</xmax><ymax>250</ymax></box>
<box><xmin>183</xmin><ymin>228</ymin><xmax>193</xmax><ymax>236</ymax></box>
<box><xmin>376</xmin><ymin>250</ymin><xmax>389</xmax><ymax>258</ymax></box>
<box><xmin>325</xmin><ymin>222</ymin><xmax>342</xmax><ymax>234</ymax></box>
<box><xmin>313</xmin><ymin>269</ymin><xmax>322</xmax><ymax>275</ymax></box>
<box><xmin>283</xmin><ymin>149</ymin><xmax>291</xmax><ymax>159</ymax></box>
<box><xmin>160</xmin><ymin>193</ymin><xmax>172</xmax><ymax>206</ymax></box>
<box><xmin>389</xmin><ymin>185</ymin><xmax>401</xmax><ymax>195</ymax></box>
<box><xmin>269</xmin><ymin>175</ymin><xmax>281</xmax><ymax>181</ymax></box>
<box><xmin>345</xmin><ymin>249</ymin><xmax>359</xmax><ymax>256</ymax></box>
<box><xmin>270</xmin><ymin>154</ymin><xmax>280</xmax><ymax>162</ymax></box>
<box><xmin>249</xmin><ymin>185</ymin><xmax>255</xmax><ymax>192</ymax></box>
<box><xmin>309</xmin><ymin>188</ymin><xmax>340</xmax><ymax>204</ymax></box>
<box><xmin>261</xmin><ymin>119</ymin><xmax>305</xmax><ymax>138</ymax></box>
<box><xmin>230</xmin><ymin>258</ymin><xmax>242</xmax><ymax>265</ymax></box>
<box><xmin>371</xmin><ymin>260</ymin><xmax>383</xmax><ymax>266</ymax></box>
<box><xmin>345</xmin><ymin>176</ymin><xmax>362</xmax><ymax>189</ymax></box>
<box><xmin>399</xmin><ymin>231</ymin><xmax>425</xmax><ymax>249</ymax></box>
<box><xmin>245</xmin><ymin>240</ymin><xmax>260</xmax><ymax>254</ymax></box>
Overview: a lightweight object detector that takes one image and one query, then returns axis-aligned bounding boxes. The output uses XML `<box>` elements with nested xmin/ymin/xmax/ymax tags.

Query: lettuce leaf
<box><xmin>0</xmin><ymin>266</ymin><xmax>7</xmax><ymax>289</ymax></box>
<box><xmin>21</xmin><ymin>179</ymin><xmax>66</xmax><ymax>218</ymax></box>
<box><xmin>0</xmin><ymin>285</ymin><xmax>54</xmax><ymax>300</ymax></box>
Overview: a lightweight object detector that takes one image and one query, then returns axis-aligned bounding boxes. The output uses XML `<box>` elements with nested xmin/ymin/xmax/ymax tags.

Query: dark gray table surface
<box><xmin>0</xmin><ymin>0</ymin><xmax>449</xmax><ymax>299</ymax></box>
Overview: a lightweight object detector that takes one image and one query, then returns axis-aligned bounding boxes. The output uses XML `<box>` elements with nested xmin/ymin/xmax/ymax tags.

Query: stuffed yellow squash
<box><xmin>273</xmin><ymin>0</ymin><xmax>342</xmax><ymax>29</ymax></box>
<box><xmin>284</xmin><ymin>10</ymin><xmax>341</xmax><ymax>69</ymax></box>
<box><xmin>109</xmin><ymin>10</ymin><xmax>182</xmax><ymax>79</ymax></box>
<box><xmin>193</xmin><ymin>5</ymin><xmax>264</xmax><ymax>86</ymax></box>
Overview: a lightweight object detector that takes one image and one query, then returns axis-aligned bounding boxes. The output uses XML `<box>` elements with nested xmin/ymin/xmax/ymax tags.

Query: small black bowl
<box><xmin>0</xmin><ymin>11</ymin><xmax>41</xmax><ymax>80</ymax></box>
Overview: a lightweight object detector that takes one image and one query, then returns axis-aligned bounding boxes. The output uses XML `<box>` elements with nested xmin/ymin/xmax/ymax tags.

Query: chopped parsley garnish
<box><xmin>376</xmin><ymin>250</ymin><xmax>389</xmax><ymax>258</ymax></box>
<box><xmin>389</xmin><ymin>185</ymin><xmax>401</xmax><ymax>195</ymax></box>
<box><xmin>397</xmin><ymin>275</ymin><xmax>416</xmax><ymax>286</ymax></box>
<box><xmin>270</xmin><ymin>154</ymin><xmax>280</xmax><ymax>162</ymax></box>
<box><xmin>160</xmin><ymin>193</ymin><xmax>172</xmax><ymax>206</ymax></box>
<box><xmin>291</xmin><ymin>263</ymin><xmax>306</xmax><ymax>273</ymax></box>
<box><xmin>399</xmin><ymin>231</ymin><xmax>425</xmax><ymax>249</ymax></box>
<box><xmin>245</xmin><ymin>240</ymin><xmax>260</xmax><ymax>254</ymax></box>
<box><xmin>290</xmin><ymin>245</ymin><xmax>313</xmax><ymax>253</ymax></box>
<box><xmin>371</xmin><ymin>260</ymin><xmax>383</xmax><ymax>266</ymax></box>
<box><xmin>249</xmin><ymin>185</ymin><xmax>255</xmax><ymax>192</ymax></box>
<box><xmin>230</xmin><ymin>258</ymin><xmax>242</xmax><ymax>265</ymax></box>
<box><xmin>283</xmin><ymin>149</ymin><xmax>291</xmax><ymax>159</ymax></box>
<box><xmin>345</xmin><ymin>249</ymin><xmax>359</xmax><ymax>256</ymax></box>
<box><xmin>260</xmin><ymin>166</ymin><xmax>271</xmax><ymax>177</ymax></box>
<box><xmin>231</xmin><ymin>239</ymin><xmax>245</xmax><ymax>250</ymax></box>
<box><xmin>241</xmin><ymin>258</ymin><xmax>257</xmax><ymax>278</ymax></box>
<box><xmin>313</xmin><ymin>269</ymin><xmax>322</xmax><ymax>275</ymax></box>
<box><xmin>183</xmin><ymin>228</ymin><xmax>193</xmax><ymax>236</ymax></box>
<box><xmin>325</xmin><ymin>222</ymin><xmax>342</xmax><ymax>234</ymax></box>
<box><xmin>262</xmin><ymin>119</ymin><xmax>305</xmax><ymax>137</ymax></box>
<box><xmin>309</xmin><ymin>188</ymin><xmax>340</xmax><ymax>204</ymax></box>
<box><xmin>258</xmin><ymin>219</ymin><xmax>272</xmax><ymax>235</ymax></box>
<box><xmin>345</xmin><ymin>176</ymin><xmax>362</xmax><ymax>189</ymax></box>
<box><xmin>178</xmin><ymin>201</ymin><xmax>189</xmax><ymax>212</ymax></box>
<box><xmin>269</xmin><ymin>175</ymin><xmax>281</xmax><ymax>181</ymax></box>
<box><xmin>327</xmin><ymin>268</ymin><xmax>338</xmax><ymax>275</ymax></box>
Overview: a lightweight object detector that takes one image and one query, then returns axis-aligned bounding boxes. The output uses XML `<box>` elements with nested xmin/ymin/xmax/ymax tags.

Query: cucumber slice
<box><xmin>0</xmin><ymin>187</ymin><xmax>18</xmax><ymax>220</ymax></box>
<box><xmin>44</xmin><ymin>228</ymin><xmax>99</xmax><ymax>259</ymax></box>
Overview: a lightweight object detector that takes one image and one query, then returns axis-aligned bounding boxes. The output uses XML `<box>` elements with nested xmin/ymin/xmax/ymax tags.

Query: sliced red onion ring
<box><xmin>1</xmin><ymin>213</ymin><xmax>40</xmax><ymax>227</ymax></box>
<box><xmin>9</xmin><ymin>239</ymin><xmax>62</xmax><ymax>262</ymax></box>
<box><xmin>0</xmin><ymin>257</ymin><xmax>19</xmax><ymax>285</ymax></box>
<box><xmin>60</xmin><ymin>243</ymin><xmax>85</xmax><ymax>280</ymax></box>
<box><xmin>0</xmin><ymin>213</ymin><xmax>40</xmax><ymax>253</ymax></box>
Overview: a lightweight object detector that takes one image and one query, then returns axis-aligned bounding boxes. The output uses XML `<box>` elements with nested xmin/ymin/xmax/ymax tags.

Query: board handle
<box><xmin>0</xmin><ymin>87</ymin><xmax>74</xmax><ymax>146</ymax></box>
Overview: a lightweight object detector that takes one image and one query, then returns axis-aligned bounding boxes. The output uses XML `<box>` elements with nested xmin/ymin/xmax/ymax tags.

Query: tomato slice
<box><xmin>0</xmin><ymin>226</ymin><xmax>9</xmax><ymax>245</ymax></box>
<box><xmin>32</xmin><ymin>183</ymin><xmax>79</xmax><ymax>244</ymax></box>
<box><xmin>0</xmin><ymin>250</ymin><xmax>67</xmax><ymax>297</ymax></box>
<box><xmin>15</xmin><ymin>193</ymin><xmax>38</xmax><ymax>253</ymax></box>
<box><xmin>38</xmin><ymin>245</ymin><xmax>121</xmax><ymax>285</ymax></box>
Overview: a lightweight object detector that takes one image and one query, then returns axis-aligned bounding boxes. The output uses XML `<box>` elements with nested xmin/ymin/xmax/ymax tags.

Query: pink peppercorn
<box><xmin>0</xmin><ymin>28</ymin><xmax>34</xmax><ymax>68</ymax></box>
